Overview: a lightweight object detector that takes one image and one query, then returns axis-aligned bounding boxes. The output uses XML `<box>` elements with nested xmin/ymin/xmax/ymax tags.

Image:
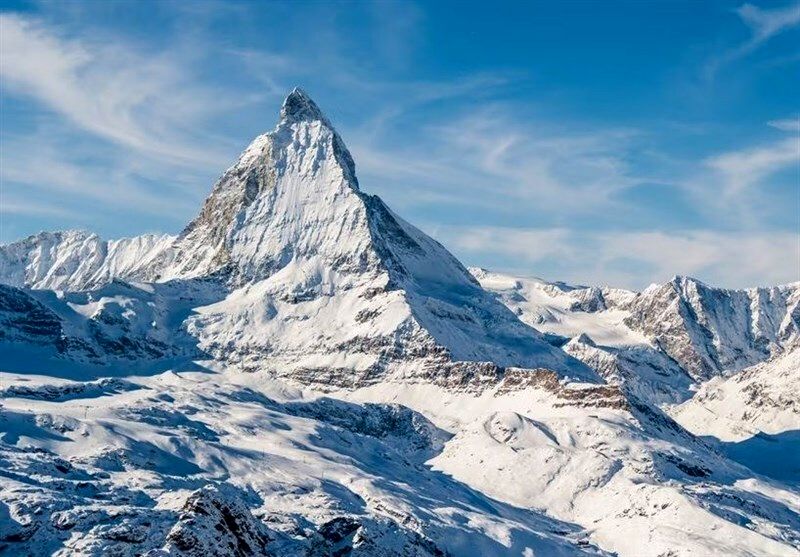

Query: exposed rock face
<box><xmin>309</xmin><ymin>516</ymin><xmax>448</xmax><ymax>557</ymax></box>
<box><xmin>622</xmin><ymin>276</ymin><xmax>799</xmax><ymax>380</ymax></box>
<box><xmin>0</xmin><ymin>284</ymin><xmax>63</xmax><ymax>346</ymax></box>
<box><xmin>496</xmin><ymin>367</ymin><xmax>628</xmax><ymax>409</ymax></box>
<box><xmin>160</xmin><ymin>485</ymin><xmax>274</xmax><ymax>557</ymax></box>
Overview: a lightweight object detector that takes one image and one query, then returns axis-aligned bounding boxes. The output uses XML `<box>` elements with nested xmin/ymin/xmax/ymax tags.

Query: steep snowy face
<box><xmin>623</xmin><ymin>276</ymin><xmax>800</xmax><ymax>380</ymax></box>
<box><xmin>154</xmin><ymin>88</ymin><xmax>373</xmax><ymax>284</ymax></box>
<box><xmin>671</xmin><ymin>346</ymin><xmax>800</xmax><ymax>442</ymax></box>
<box><xmin>0</xmin><ymin>231</ymin><xmax>175</xmax><ymax>291</ymax></box>
<box><xmin>669</xmin><ymin>346</ymin><xmax>800</xmax><ymax>482</ymax></box>
<box><xmin>177</xmin><ymin>89</ymin><xmax>586</xmax><ymax>382</ymax></box>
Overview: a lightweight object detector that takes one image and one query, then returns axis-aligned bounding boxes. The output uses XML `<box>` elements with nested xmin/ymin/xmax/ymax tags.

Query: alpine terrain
<box><xmin>0</xmin><ymin>89</ymin><xmax>797</xmax><ymax>557</ymax></box>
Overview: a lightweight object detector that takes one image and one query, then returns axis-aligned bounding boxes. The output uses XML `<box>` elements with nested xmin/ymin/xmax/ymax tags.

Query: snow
<box><xmin>0</xmin><ymin>231</ymin><xmax>175</xmax><ymax>291</ymax></box>
<box><xmin>0</xmin><ymin>88</ymin><xmax>798</xmax><ymax>556</ymax></box>
<box><xmin>342</xmin><ymin>380</ymin><xmax>800</xmax><ymax>556</ymax></box>
<box><xmin>474</xmin><ymin>267</ymin><xmax>800</xmax><ymax>406</ymax></box>
<box><xmin>2</xmin><ymin>363</ymin><xmax>799</xmax><ymax>556</ymax></box>
<box><xmin>669</xmin><ymin>349</ymin><xmax>800</xmax><ymax>482</ymax></box>
<box><xmin>671</xmin><ymin>348</ymin><xmax>800</xmax><ymax>441</ymax></box>
<box><xmin>0</xmin><ymin>368</ymin><xmax>612</xmax><ymax>556</ymax></box>
<box><xmin>470</xmin><ymin>268</ymin><xmax>648</xmax><ymax>347</ymax></box>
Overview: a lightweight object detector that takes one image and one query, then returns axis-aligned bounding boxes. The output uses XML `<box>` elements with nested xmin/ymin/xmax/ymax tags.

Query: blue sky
<box><xmin>0</xmin><ymin>0</ymin><xmax>798</xmax><ymax>289</ymax></box>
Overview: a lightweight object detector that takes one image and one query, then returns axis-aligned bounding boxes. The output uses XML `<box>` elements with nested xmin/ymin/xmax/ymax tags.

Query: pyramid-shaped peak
<box><xmin>573</xmin><ymin>333</ymin><xmax>597</xmax><ymax>347</ymax></box>
<box><xmin>280</xmin><ymin>87</ymin><xmax>329</xmax><ymax>125</ymax></box>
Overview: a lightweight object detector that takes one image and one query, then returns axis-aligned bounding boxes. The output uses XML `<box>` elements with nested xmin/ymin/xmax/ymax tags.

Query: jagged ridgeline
<box><xmin>0</xmin><ymin>88</ymin><xmax>593</xmax><ymax>387</ymax></box>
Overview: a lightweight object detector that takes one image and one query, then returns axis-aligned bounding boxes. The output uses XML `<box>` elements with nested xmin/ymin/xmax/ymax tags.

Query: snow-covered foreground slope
<box><xmin>390</xmin><ymin>384</ymin><xmax>800</xmax><ymax>557</ymax></box>
<box><xmin>1</xmin><ymin>366</ymin><xmax>798</xmax><ymax>556</ymax></box>
<box><xmin>0</xmin><ymin>368</ymin><xmax>612</xmax><ymax>556</ymax></box>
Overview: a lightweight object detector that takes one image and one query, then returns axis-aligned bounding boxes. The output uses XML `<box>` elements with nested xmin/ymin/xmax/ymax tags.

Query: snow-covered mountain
<box><xmin>472</xmin><ymin>267</ymin><xmax>800</xmax><ymax>499</ymax></box>
<box><xmin>674</xmin><ymin>347</ymin><xmax>800</xmax><ymax>441</ymax></box>
<box><xmin>671</xmin><ymin>347</ymin><xmax>800</xmax><ymax>482</ymax></box>
<box><xmin>623</xmin><ymin>276</ymin><xmax>799</xmax><ymax>380</ymax></box>
<box><xmin>472</xmin><ymin>268</ymin><xmax>800</xmax><ymax>402</ymax></box>
<box><xmin>1</xmin><ymin>89</ymin><xmax>798</xmax><ymax>557</ymax></box>
<box><xmin>1</xmin><ymin>89</ymin><xmax>588</xmax><ymax>388</ymax></box>
<box><xmin>0</xmin><ymin>231</ymin><xmax>175</xmax><ymax>291</ymax></box>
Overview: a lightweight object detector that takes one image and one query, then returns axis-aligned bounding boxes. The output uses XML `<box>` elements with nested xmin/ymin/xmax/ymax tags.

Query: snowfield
<box><xmin>1</xmin><ymin>89</ymin><xmax>798</xmax><ymax>556</ymax></box>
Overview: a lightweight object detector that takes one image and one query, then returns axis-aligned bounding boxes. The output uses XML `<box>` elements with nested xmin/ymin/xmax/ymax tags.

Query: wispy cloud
<box><xmin>351</xmin><ymin>105</ymin><xmax>638</xmax><ymax>218</ymax></box>
<box><xmin>705</xmin><ymin>136</ymin><xmax>798</xmax><ymax>197</ymax></box>
<box><xmin>768</xmin><ymin>117</ymin><xmax>800</xmax><ymax>132</ymax></box>
<box><xmin>706</xmin><ymin>1</ymin><xmax>800</xmax><ymax>76</ymax></box>
<box><xmin>1</xmin><ymin>127</ymin><xmax>201</xmax><ymax>220</ymax></box>
<box><xmin>0</xmin><ymin>198</ymin><xmax>80</xmax><ymax>219</ymax></box>
<box><xmin>435</xmin><ymin>225</ymin><xmax>800</xmax><ymax>289</ymax></box>
<box><xmin>737</xmin><ymin>2</ymin><xmax>800</xmax><ymax>43</ymax></box>
<box><xmin>0</xmin><ymin>14</ymin><xmax>243</xmax><ymax>168</ymax></box>
<box><xmin>655</xmin><ymin>119</ymin><xmax>800</xmax><ymax>230</ymax></box>
<box><xmin>0</xmin><ymin>11</ymin><xmax>271</xmax><ymax>241</ymax></box>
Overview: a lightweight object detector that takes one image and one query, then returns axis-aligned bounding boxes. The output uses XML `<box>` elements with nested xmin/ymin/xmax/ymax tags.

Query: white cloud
<box><xmin>706</xmin><ymin>2</ymin><xmax>800</xmax><ymax>75</ymax></box>
<box><xmin>0</xmin><ymin>198</ymin><xmax>79</xmax><ymax>219</ymax></box>
<box><xmin>434</xmin><ymin>225</ymin><xmax>800</xmax><ymax>290</ymax></box>
<box><xmin>736</xmin><ymin>2</ymin><xmax>800</xmax><ymax>43</ymax></box>
<box><xmin>0</xmin><ymin>123</ymin><xmax>204</xmax><ymax>231</ymax></box>
<box><xmin>768</xmin><ymin>117</ymin><xmax>800</xmax><ymax>132</ymax></box>
<box><xmin>350</xmin><ymin>106</ymin><xmax>638</xmax><ymax>216</ymax></box>
<box><xmin>705</xmin><ymin>136</ymin><xmax>798</xmax><ymax>196</ymax></box>
<box><xmin>0</xmin><ymin>14</ymin><xmax>239</xmax><ymax>168</ymax></box>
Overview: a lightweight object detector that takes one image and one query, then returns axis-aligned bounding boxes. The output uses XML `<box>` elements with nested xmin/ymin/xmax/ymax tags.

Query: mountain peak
<box><xmin>573</xmin><ymin>333</ymin><xmax>597</xmax><ymax>347</ymax></box>
<box><xmin>279</xmin><ymin>87</ymin><xmax>328</xmax><ymax>125</ymax></box>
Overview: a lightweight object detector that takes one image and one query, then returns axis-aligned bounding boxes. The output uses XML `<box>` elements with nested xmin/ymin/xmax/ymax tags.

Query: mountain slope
<box><xmin>472</xmin><ymin>268</ymin><xmax>800</xmax><ymax>402</ymax></box>
<box><xmin>0</xmin><ymin>370</ymin><xmax>612</xmax><ymax>557</ymax></box>
<box><xmin>178</xmin><ymin>89</ymin><xmax>587</xmax><ymax>384</ymax></box>
<box><xmin>0</xmin><ymin>231</ymin><xmax>175</xmax><ymax>291</ymax></box>
<box><xmin>670</xmin><ymin>347</ymin><xmax>800</xmax><ymax>481</ymax></box>
<box><xmin>623</xmin><ymin>276</ymin><xmax>800</xmax><ymax>381</ymax></box>
<box><xmin>3</xmin><ymin>363</ymin><xmax>799</xmax><ymax>557</ymax></box>
<box><xmin>672</xmin><ymin>347</ymin><xmax>800</xmax><ymax>440</ymax></box>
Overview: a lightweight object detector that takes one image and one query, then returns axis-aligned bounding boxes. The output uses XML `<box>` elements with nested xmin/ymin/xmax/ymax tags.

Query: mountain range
<box><xmin>0</xmin><ymin>89</ymin><xmax>797</xmax><ymax>557</ymax></box>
